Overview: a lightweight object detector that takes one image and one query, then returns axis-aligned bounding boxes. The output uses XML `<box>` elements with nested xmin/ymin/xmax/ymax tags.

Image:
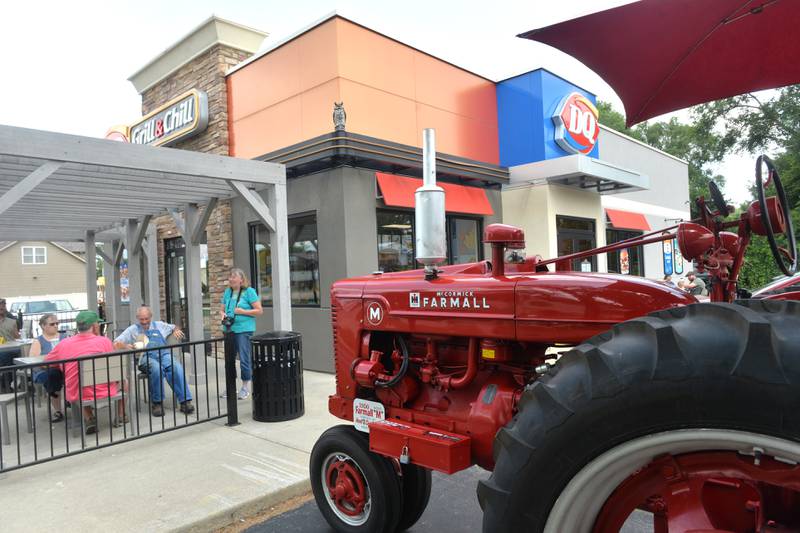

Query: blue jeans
<box><xmin>138</xmin><ymin>351</ymin><xmax>192</xmax><ymax>404</ymax></box>
<box><xmin>232</xmin><ymin>332</ymin><xmax>253</xmax><ymax>381</ymax></box>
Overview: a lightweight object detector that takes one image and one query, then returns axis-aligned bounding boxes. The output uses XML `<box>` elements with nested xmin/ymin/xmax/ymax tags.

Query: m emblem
<box><xmin>367</xmin><ymin>302</ymin><xmax>384</xmax><ymax>325</ymax></box>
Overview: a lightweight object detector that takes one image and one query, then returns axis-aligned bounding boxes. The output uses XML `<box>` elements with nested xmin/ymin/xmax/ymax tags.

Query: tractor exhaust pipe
<box><xmin>415</xmin><ymin>128</ymin><xmax>446</xmax><ymax>279</ymax></box>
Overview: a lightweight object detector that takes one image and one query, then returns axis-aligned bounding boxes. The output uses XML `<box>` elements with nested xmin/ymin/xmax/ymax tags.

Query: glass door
<box><xmin>165</xmin><ymin>237</ymin><xmax>187</xmax><ymax>331</ymax></box>
<box><xmin>164</xmin><ymin>236</ymin><xmax>210</xmax><ymax>339</ymax></box>
<box><xmin>556</xmin><ymin>216</ymin><xmax>597</xmax><ymax>272</ymax></box>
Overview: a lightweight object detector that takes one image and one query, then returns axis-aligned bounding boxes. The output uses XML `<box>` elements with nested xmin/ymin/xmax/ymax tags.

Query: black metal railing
<box><xmin>0</xmin><ymin>336</ymin><xmax>235</xmax><ymax>473</ymax></box>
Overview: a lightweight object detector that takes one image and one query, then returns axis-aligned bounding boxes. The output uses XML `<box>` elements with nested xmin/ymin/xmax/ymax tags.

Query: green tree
<box><xmin>739</xmin><ymin>232</ymin><xmax>781</xmax><ymax>290</ymax></box>
<box><xmin>597</xmin><ymin>102</ymin><xmax>731</xmax><ymax>216</ymax></box>
<box><xmin>694</xmin><ymin>87</ymin><xmax>800</xmax><ymax>210</ymax></box>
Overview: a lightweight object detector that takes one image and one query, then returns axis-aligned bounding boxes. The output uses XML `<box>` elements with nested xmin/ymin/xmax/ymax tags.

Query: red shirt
<box><xmin>44</xmin><ymin>332</ymin><xmax>119</xmax><ymax>403</ymax></box>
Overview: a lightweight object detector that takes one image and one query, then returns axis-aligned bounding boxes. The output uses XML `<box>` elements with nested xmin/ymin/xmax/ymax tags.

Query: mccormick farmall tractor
<box><xmin>309</xmin><ymin>127</ymin><xmax>800</xmax><ymax>532</ymax></box>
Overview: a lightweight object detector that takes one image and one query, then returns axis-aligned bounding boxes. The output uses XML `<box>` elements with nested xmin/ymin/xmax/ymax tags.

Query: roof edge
<box><xmin>599</xmin><ymin>124</ymin><xmax>688</xmax><ymax>165</ymax></box>
<box><xmin>129</xmin><ymin>15</ymin><xmax>268</xmax><ymax>93</ymax></box>
<box><xmin>0</xmin><ymin>241</ymin><xmax>18</xmax><ymax>254</ymax></box>
<box><xmin>50</xmin><ymin>242</ymin><xmax>87</xmax><ymax>264</ymax></box>
<box><xmin>226</xmin><ymin>12</ymin><xmax>494</xmax><ymax>83</ymax></box>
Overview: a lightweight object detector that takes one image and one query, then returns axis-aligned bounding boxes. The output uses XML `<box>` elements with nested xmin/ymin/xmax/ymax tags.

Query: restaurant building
<box><xmin>120</xmin><ymin>14</ymin><xmax>689</xmax><ymax>371</ymax></box>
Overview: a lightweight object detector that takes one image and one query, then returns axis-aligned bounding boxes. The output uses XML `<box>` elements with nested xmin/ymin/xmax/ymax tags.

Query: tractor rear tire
<box><xmin>478</xmin><ymin>300</ymin><xmax>800</xmax><ymax>532</ymax></box>
<box><xmin>311</xmin><ymin>425</ymin><xmax>402</xmax><ymax>533</ymax></box>
<box><xmin>396</xmin><ymin>464</ymin><xmax>432</xmax><ymax>531</ymax></box>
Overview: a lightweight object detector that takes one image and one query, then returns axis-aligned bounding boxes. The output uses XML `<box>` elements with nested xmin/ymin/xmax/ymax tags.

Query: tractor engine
<box><xmin>346</xmin><ymin>331</ymin><xmax>531</xmax><ymax>471</ymax></box>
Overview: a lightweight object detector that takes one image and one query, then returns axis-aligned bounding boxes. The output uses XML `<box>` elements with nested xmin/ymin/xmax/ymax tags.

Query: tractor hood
<box><xmin>340</xmin><ymin>267</ymin><xmax>696</xmax><ymax>345</ymax></box>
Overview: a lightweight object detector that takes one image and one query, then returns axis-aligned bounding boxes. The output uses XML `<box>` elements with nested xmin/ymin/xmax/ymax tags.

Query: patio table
<box><xmin>0</xmin><ymin>340</ymin><xmax>33</xmax><ymax>358</ymax></box>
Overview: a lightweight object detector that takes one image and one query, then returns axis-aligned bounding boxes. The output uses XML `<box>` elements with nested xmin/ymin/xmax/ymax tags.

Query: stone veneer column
<box><xmin>140</xmin><ymin>44</ymin><xmax>251</xmax><ymax>338</ymax></box>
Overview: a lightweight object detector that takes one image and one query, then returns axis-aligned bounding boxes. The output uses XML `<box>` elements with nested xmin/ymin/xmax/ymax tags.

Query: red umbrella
<box><xmin>520</xmin><ymin>0</ymin><xmax>800</xmax><ymax>126</ymax></box>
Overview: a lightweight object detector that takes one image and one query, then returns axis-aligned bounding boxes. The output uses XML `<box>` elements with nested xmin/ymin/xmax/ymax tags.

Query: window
<box><xmin>376</xmin><ymin>209</ymin><xmax>483</xmax><ymax>272</ymax></box>
<box><xmin>606</xmin><ymin>229</ymin><xmax>644</xmax><ymax>276</ymax></box>
<box><xmin>377</xmin><ymin>211</ymin><xmax>415</xmax><ymax>272</ymax></box>
<box><xmin>556</xmin><ymin>216</ymin><xmax>597</xmax><ymax>272</ymax></box>
<box><xmin>448</xmin><ymin>217</ymin><xmax>481</xmax><ymax>264</ymax></box>
<box><xmin>21</xmin><ymin>246</ymin><xmax>46</xmax><ymax>265</ymax></box>
<box><xmin>249</xmin><ymin>214</ymin><xmax>320</xmax><ymax>306</ymax></box>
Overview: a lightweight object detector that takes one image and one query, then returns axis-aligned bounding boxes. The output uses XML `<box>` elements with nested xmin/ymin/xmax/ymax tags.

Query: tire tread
<box><xmin>480</xmin><ymin>300</ymin><xmax>800</xmax><ymax>532</ymax></box>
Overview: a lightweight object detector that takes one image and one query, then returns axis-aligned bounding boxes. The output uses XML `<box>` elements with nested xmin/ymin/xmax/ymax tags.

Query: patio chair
<box><xmin>0</xmin><ymin>389</ymin><xmax>33</xmax><ymax>446</ymax></box>
<box><xmin>69</xmin><ymin>355</ymin><xmax>127</xmax><ymax>438</ymax></box>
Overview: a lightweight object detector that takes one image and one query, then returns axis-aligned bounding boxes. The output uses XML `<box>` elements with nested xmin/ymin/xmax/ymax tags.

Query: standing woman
<box><xmin>28</xmin><ymin>313</ymin><xmax>67</xmax><ymax>421</ymax></box>
<box><xmin>221</xmin><ymin>268</ymin><xmax>262</xmax><ymax>399</ymax></box>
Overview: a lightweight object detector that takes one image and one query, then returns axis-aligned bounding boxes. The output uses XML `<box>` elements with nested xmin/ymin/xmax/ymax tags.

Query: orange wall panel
<box><xmin>228</xmin><ymin>42</ymin><xmax>302</xmax><ymax>123</ymax></box>
<box><xmin>301</xmin><ymin>79</ymin><xmax>343</xmax><ymax>140</ymax></box>
<box><xmin>298</xmin><ymin>19</ymin><xmax>341</xmax><ymax>92</ymax></box>
<box><xmin>338</xmin><ymin>79</ymin><xmax>417</xmax><ymax>147</ymax></box>
<box><xmin>230</xmin><ymin>96</ymin><xmax>303</xmax><ymax>160</ymax></box>
<box><xmin>228</xmin><ymin>16</ymin><xmax>500</xmax><ymax>163</ymax></box>
<box><xmin>412</xmin><ymin>51</ymin><xmax>497</xmax><ymax>125</ymax></box>
<box><xmin>336</xmin><ymin>19</ymin><xmax>416</xmax><ymax>100</ymax></box>
<box><xmin>416</xmin><ymin>103</ymin><xmax>499</xmax><ymax>164</ymax></box>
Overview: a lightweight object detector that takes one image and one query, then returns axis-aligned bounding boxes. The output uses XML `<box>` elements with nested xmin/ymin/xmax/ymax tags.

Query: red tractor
<box><xmin>309</xmin><ymin>129</ymin><xmax>800</xmax><ymax>531</ymax></box>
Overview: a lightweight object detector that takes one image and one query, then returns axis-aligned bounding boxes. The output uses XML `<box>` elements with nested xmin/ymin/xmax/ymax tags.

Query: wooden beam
<box><xmin>168</xmin><ymin>209</ymin><xmax>186</xmax><ymax>235</ymax></box>
<box><xmin>114</xmin><ymin>237</ymin><xmax>125</xmax><ymax>266</ymax></box>
<box><xmin>191</xmin><ymin>197</ymin><xmax>217</xmax><ymax>245</ymax></box>
<box><xmin>0</xmin><ymin>161</ymin><xmax>61</xmax><ymax>216</ymax></box>
<box><xmin>0</xmin><ymin>124</ymin><xmax>285</xmax><ymax>184</ymax></box>
<box><xmin>129</xmin><ymin>215</ymin><xmax>152</xmax><ymax>254</ymax></box>
<box><xmin>95</xmin><ymin>245</ymin><xmax>112</xmax><ymax>265</ymax></box>
<box><xmin>268</xmin><ymin>182</ymin><xmax>292</xmax><ymax>331</ymax></box>
<box><xmin>85</xmin><ymin>230</ymin><xmax>98</xmax><ymax>311</ymax></box>
<box><xmin>228</xmin><ymin>180</ymin><xmax>275</xmax><ymax>232</ymax></box>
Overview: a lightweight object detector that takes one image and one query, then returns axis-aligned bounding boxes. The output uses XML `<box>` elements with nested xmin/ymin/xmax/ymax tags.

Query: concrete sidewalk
<box><xmin>0</xmin><ymin>371</ymin><xmax>340</xmax><ymax>532</ymax></box>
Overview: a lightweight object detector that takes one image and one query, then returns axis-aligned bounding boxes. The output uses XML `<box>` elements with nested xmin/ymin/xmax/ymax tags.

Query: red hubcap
<box><xmin>593</xmin><ymin>451</ymin><xmax>800</xmax><ymax>532</ymax></box>
<box><xmin>326</xmin><ymin>458</ymin><xmax>368</xmax><ymax>517</ymax></box>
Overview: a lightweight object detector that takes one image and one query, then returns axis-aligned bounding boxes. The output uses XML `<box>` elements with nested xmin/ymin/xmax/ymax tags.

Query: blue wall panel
<box><xmin>497</xmin><ymin>69</ymin><xmax>599</xmax><ymax>167</ymax></box>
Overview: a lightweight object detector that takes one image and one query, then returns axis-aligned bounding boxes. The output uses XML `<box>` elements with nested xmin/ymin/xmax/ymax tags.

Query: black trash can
<box><xmin>251</xmin><ymin>331</ymin><xmax>304</xmax><ymax>422</ymax></box>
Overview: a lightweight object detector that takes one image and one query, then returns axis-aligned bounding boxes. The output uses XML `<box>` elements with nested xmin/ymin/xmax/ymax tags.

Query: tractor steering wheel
<box><xmin>755</xmin><ymin>155</ymin><xmax>797</xmax><ymax>276</ymax></box>
<box><xmin>708</xmin><ymin>180</ymin><xmax>730</xmax><ymax>216</ymax></box>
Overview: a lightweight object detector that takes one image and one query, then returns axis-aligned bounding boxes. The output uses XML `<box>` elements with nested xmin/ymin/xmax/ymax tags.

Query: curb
<box><xmin>175</xmin><ymin>478</ymin><xmax>311</xmax><ymax>533</ymax></box>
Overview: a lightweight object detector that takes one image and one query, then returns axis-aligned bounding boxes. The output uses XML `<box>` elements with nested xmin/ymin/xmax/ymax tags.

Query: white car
<box><xmin>9</xmin><ymin>299</ymin><xmax>79</xmax><ymax>337</ymax></box>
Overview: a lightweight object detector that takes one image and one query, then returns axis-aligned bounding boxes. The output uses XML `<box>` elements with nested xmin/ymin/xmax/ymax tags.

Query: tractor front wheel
<box><xmin>479</xmin><ymin>300</ymin><xmax>800</xmax><ymax>532</ymax></box>
<box><xmin>397</xmin><ymin>463</ymin><xmax>432</xmax><ymax>531</ymax></box>
<box><xmin>311</xmin><ymin>425</ymin><xmax>402</xmax><ymax>533</ymax></box>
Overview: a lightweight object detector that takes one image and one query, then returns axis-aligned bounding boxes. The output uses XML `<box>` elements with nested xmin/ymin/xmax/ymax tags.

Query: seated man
<box><xmin>685</xmin><ymin>272</ymin><xmax>707</xmax><ymax>296</ymax></box>
<box><xmin>44</xmin><ymin>310</ymin><xmax>126</xmax><ymax>434</ymax></box>
<box><xmin>114</xmin><ymin>305</ymin><xmax>194</xmax><ymax>417</ymax></box>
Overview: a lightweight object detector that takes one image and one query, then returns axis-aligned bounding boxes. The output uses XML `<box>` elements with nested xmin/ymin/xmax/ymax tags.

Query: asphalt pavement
<box><xmin>245</xmin><ymin>466</ymin><xmax>652</xmax><ymax>532</ymax></box>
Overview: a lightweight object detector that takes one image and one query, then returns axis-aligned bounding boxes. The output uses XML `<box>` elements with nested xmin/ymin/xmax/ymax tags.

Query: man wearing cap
<box><xmin>113</xmin><ymin>305</ymin><xmax>194</xmax><ymax>417</ymax></box>
<box><xmin>45</xmin><ymin>311</ymin><xmax>126</xmax><ymax>435</ymax></box>
<box><xmin>686</xmin><ymin>272</ymin><xmax>707</xmax><ymax>296</ymax></box>
<box><xmin>0</xmin><ymin>298</ymin><xmax>21</xmax><ymax>392</ymax></box>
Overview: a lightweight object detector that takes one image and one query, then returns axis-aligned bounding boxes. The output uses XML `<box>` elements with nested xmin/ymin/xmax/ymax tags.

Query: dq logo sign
<box><xmin>366</xmin><ymin>302</ymin><xmax>384</xmax><ymax>326</ymax></box>
<box><xmin>552</xmin><ymin>92</ymin><xmax>600</xmax><ymax>155</ymax></box>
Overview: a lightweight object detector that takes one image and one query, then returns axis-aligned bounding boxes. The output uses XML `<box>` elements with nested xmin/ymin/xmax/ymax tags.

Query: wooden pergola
<box><xmin>0</xmin><ymin>124</ymin><xmax>292</xmax><ymax>336</ymax></box>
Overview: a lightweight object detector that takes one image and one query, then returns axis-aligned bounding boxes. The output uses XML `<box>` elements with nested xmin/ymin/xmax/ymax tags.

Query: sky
<box><xmin>0</xmin><ymin>0</ymin><xmax>757</xmax><ymax>204</ymax></box>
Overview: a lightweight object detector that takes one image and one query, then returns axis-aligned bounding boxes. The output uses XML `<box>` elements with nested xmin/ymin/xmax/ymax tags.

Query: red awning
<box><xmin>376</xmin><ymin>172</ymin><xmax>494</xmax><ymax>216</ymax></box>
<box><xmin>606</xmin><ymin>208</ymin><xmax>650</xmax><ymax>231</ymax></box>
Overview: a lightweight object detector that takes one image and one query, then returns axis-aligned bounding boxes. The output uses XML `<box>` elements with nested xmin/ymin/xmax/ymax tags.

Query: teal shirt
<box><xmin>223</xmin><ymin>287</ymin><xmax>259</xmax><ymax>333</ymax></box>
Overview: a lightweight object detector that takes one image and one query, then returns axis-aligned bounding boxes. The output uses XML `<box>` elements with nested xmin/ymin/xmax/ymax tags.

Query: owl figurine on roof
<box><xmin>333</xmin><ymin>102</ymin><xmax>346</xmax><ymax>132</ymax></box>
